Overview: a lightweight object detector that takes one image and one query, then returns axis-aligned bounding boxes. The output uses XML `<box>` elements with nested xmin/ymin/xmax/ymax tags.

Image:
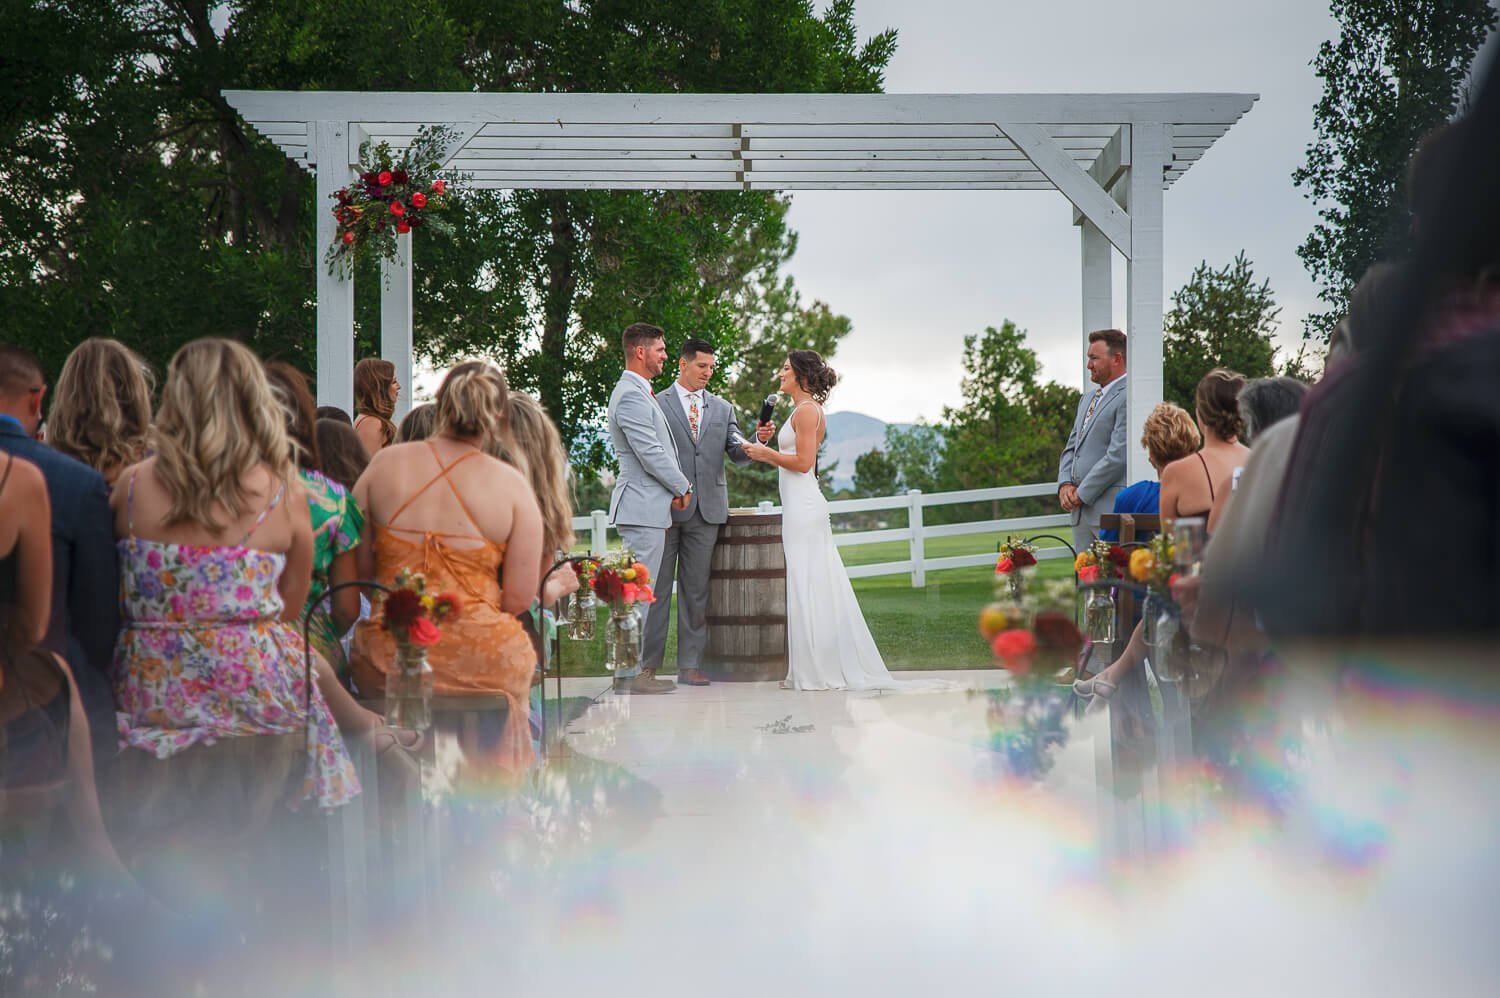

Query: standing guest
<box><xmin>1158</xmin><ymin>369</ymin><xmax>1249</xmax><ymax>524</ymax></box>
<box><xmin>46</xmin><ymin>338</ymin><xmax>155</xmax><ymax>488</ymax></box>
<box><xmin>316</xmin><ymin>418</ymin><xmax>370</xmax><ymax>493</ymax></box>
<box><xmin>110</xmin><ymin>338</ymin><xmax>358</xmax><ymax>810</ymax></box>
<box><xmin>0</xmin><ymin>344</ymin><xmax>118</xmax><ymax>766</ymax></box>
<box><xmin>353</xmin><ymin>357</ymin><xmax>400</xmax><ymax>457</ymax></box>
<box><xmin>265</xmin><ymin>363</ymin><xmax>363</xmax><ymax>682</ymax></box>
<box><xmin>1058</xmin><ymin>329</ymin><xmax>1128</xmax><ymax>552</ymax></box>
<box><xmin>642</xmin><ymin>337</ymin><xmax>752</xmax><ymax>686</ymax></box>
<box><xmin>349</xmin><ymin>361</ymin><xmax>544</xmax><ymax>775</ymax></box>
<box><xmin>317</xmin><ymin>405</ymin><xmax>353</xmax><ymax>425</ymax></box>
<box><xmin>396</xmin><ymin>402</ymin><xmax>438</xmax><ymax>443</ymax></box>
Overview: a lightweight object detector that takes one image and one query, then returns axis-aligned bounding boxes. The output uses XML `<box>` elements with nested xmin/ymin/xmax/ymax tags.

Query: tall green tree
<box><xmin>852</xmin><ymin>447</ymin><xmax>899</xmax><ymax>498</ymax></box>
<box><xmin>1</xmin><ymin>1</ymin><xmax>895</xmax><ymax>476</ymax></box>
<box><xmin>1292</xmin><ymin>0</ymin><xmax>1496</xmax><ymax>341</ymax></box>
<box><xmin>1163</xmin><ymin>252</ymin><xmax>1282</xmax><ymax>412</ymax></box>
<box><xmin>882</xmin><ymin>421</ymin><xmax>946</xmax><ymax>495</ymax></box>
<box><xmin>941</xmin><ymin>321</ymin><xmax>1079</xmax><ymax>492</ymax></box>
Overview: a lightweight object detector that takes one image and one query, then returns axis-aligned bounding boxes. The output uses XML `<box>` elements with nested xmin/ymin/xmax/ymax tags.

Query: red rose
<box><xmin>406</xmin><ymin>616</ymin><xmax>441</xmax><ymax>647</ymax></box>
<box><xmin>432</xmin><ymin>179</ymin><xmax>446</xmax><ymax>194</ymax></box>
<box><xmin>621</xmin><ymin>582</ymin><xmax>639</xmax><ymax>604</ymax></box>
<box><xmin>1011</xmin><ymin>547</ymin><xmax>1037</xmax><ymax>568</ymax></box>
<box><xmin>361</xmin><ymin>172</ymin><xmax>377</xmax><ymax>184</ymax></box>
<box><xmin>396</xmin><ymin>221</ymin><xmax>411</xmax><ymax>234</ymax></box>
<box><xmin>342</xmin><ymin>231</ymin><xmax>356</xmax><ymax>245</ymax></box>
<box><xmin>377</xmin><ymin>170</ymin><xmax>392</xmax><ymax>186</ymax></box>
<box><xmin>1078</xmin><ymin>564</ymin><xmax>1099</xmax><ymax>583</ymax></box>
<box><xmin>434</xmin><ymin>591</ymin><xmax>463</xmax><ymax>622</ymax></box>
<box><xmin>995</xmin><ymin>557</ymin><xmax>1014</xmax><ymax>575</ymax></box>
<box><xmin>392</xmin><ymin>169</ymin><xmax>409</xmax><ymax>185</ymax></box>
<box><xmin>410</xmin><ymin>192</ymin><xmax>427</xmax><ymax>209</ymax></box>
<box><xmin>990</xmin><ymin>629</ymin><xmax>1037</xmax><ymax>674</ymax></box>
<box><xmin>1108</xmin><ymin>545</ymin><xmax>1129</xmax><ymax>568</ymax></box>
<box><xmin>637</xmin><ymin>584</ymin><xmax>655</xmax><ymax>604</ymax></box>
<box><xmin>390</xmin><ymin>200</ymin><xmax>406</xmax><ymax>217</ymax></box>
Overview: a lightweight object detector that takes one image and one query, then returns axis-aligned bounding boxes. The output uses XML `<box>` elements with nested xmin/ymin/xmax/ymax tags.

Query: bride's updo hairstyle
<box><xmin>787</xmin><ymin>349</ymin><xmax>837</xmax><ymax>404</ymax></box>
<box><xmin>434</xmin><ymin>360</ymin><xmax>525</xmax><ymax>473</ymax></box>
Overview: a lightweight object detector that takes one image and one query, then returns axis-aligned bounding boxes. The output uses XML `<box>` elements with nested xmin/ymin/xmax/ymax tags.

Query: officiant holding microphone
<box><xmin>641</xmin><ymin>338</ymin><xmax>754</xmax><ymax>686</ymax></box>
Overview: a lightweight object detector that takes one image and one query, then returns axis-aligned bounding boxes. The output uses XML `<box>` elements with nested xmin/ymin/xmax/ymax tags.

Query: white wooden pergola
<box><xmin>223</xmin><ymin>90</ymin><xmax>1255</xmax><ymax>482</ymax></box>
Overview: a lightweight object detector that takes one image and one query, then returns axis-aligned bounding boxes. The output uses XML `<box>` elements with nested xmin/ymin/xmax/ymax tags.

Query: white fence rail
<box><xmin>570</xmin><ymin>483</ymin><xmax>1071</xmax><ymax>588</ymax></box>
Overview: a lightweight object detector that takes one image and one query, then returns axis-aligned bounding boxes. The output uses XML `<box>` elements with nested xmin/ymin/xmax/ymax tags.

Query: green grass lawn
<box><xmin>554</xmin><ymin>547</ymin><xmax>1076</xmax><ymax>678</ymax></box>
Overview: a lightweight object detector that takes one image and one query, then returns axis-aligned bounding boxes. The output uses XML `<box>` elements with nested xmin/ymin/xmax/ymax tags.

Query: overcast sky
<box><xmin>784</xmin><ymin>0</ymin><xmax>1340</xmax><ymax>422</ymax></box>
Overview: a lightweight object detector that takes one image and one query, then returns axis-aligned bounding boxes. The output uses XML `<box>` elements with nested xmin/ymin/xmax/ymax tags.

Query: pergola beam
<box><xmin>1002</xmin><ymin>122</ymin><xmax>1131</xmax><ymax>257</ymax></box>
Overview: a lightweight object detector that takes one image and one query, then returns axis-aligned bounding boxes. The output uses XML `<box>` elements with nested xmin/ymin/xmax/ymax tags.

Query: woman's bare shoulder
<box><xmin>1</xmin><ymin>454</ymin><xmax>47</xmax><ymax>504</ymax></box>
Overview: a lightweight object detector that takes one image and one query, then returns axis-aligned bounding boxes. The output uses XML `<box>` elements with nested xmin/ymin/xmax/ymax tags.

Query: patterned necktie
<box><xmin>1083</xmin><ymin>386</ymin><xmax>1104</xmax><ymax>426</ymax></box>
<box><xmin>688</xmin><ymin>393</ymin><xmax>700</xmax><ymax>442</ymax></box>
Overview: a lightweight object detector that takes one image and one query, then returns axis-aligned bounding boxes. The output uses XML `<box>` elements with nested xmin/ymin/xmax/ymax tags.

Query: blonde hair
<box><xmin>152</xmin><ymin>338</ymin><xmax>295</xmax><ymax>531</ymax></box>
<box><xmin>48</xmin><ymin>338</ymin><xmax>154</xmax><ymax>479</ymax></box>
<box><xmin>434</xmin><ymin>361</ymin><xmax>524</xmax><ymax>472</ymax></box>
<box><xmin>506</xmin><ymin>393</ymin><xmax>574</xmax><ymax>556</ymax></box>
<box><xmin>1140</xmin><ymin>402</ymin><xmax>1201</xmax><ymax>469</ymax></box>
<box><xmin>353</xmin><ymin>357</ymin><xmax>397</xmax><ymax>446</ymax></box>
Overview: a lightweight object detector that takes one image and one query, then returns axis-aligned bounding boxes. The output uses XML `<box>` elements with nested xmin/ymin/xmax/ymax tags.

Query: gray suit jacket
<box><xmin>607</xmin><ymin>373</ymin><xmax>692</xmax><ymax>528</ymax></box>
<box><xmin>1057</xmin><ymin>380</ymin><xmax>1128</xmax><ymax>525</ymax></box>
<box><xmin>657</xmin><ymin>385</ymin><xmax>752</xmax><ymax>525</ymax></box>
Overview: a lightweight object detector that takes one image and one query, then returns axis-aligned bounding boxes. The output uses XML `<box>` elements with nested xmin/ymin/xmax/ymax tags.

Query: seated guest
<box><xmin>316</xmin><ymin>405</ymin><xmax>352</xmax><ymax>425</ymax></box>
<box><xmin>1158</xmin><ymin>369</ymin><xmax>1249</xmax><ymax>524</ymax></box>
<box><xmin>110</xmin><ymin>338</ymin><xmax>358</xmax><ymax>811</ymax></box>
<box><xmin>349</xmin><ymin>361</ymin><xmax>544</xmax><ymax>774</ymax></box>
<box><xmin>46</xmin><ymin>338</ymin><xmax>155</xmax><ymax>488</ymax></box>
<box><xmin>316</xmin><ymin>417</ymin><xmax>369</xmax><ymax>493</ymax></box>
<box><xmin>505</xmin><ymin>393</ymin><xmax>581</xmax><ymax>608</ymax></box>
<box><xmin>1096</xmin><ymin>402</ymin><xmax>1201</xmax><ymax>544</ymax></box>
<box><xmin>265</xmin><ymin>363</ymin><xmax>364</xmax><ymax>682</ymax></box>
<box><xmin>0</xmin><ymin>345</ymin><xmax>118</xmax><ymax>767</ymax></box>
<box><xmin>353</xmin><ymin>357</ymin><xmax>399</xmax><ymax>457</ymax></box>
<box><xmin>396</xmin><ymin>402</ymin><xmax>437</xmax><ymax>443</ymax></box>
<box><xmin>1</xmin><ymin>451</ymin><xmax>133</xmax><ymax>881</ymax></box>
<box><xmin>1205</xmin><ymin>376</ymin><xmax>1308</xmax><ymax>534</ymax></box>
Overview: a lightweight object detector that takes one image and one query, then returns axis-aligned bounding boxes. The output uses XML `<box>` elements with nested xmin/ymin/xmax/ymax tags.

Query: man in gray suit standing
<box><xmin>643</xmin><ymin>337</ymin><xmax>752</xmax><ymax>686</ymax></box>
<box><xmin>607</xmin><ymin>322</ymin><xmax>693</xmax><ymax>694</ymax></box>
<box><xmin>1058</xmin><ymin>328</ymin><xmax>1129</xmax><ymax>552</ymax></box>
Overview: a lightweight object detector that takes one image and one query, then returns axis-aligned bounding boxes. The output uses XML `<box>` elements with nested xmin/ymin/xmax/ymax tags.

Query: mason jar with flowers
<box><xmin>994</xmin><ymin>535</ymin><xmax>1039</xmax><ymax>603</ymax></box>
<box><xmin>379</xmin><ymin>569</ymin><xmax>463</xmax><ymax>730</ymax></box>
<box><xmin>587</xmin><ymin>548</ymin><xmax>657</xmax><ymax>672</ymax></box>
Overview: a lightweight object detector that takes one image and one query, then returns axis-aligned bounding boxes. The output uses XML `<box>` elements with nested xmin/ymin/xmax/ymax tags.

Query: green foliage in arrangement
<box><xmin>1293</xmin><ymin>0</ymin><xmax>1496</xmax><ymax>342</ymax></box>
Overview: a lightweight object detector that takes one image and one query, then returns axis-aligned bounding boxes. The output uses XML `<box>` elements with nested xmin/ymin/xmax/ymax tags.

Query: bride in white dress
<box><xmin>742</xmin><ymin>351</ymin><xmax>915</xmax><ymax>691</ymax></box>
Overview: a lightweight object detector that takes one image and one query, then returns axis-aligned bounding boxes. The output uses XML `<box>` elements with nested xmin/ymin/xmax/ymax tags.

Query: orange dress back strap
<box><xmin>385</xmin><ymin>441</ymin><xmax>488</xmax><ymax>538</ymax></box>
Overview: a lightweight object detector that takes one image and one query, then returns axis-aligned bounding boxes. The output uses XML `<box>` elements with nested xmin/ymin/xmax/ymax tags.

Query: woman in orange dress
<box><xmin>348</xmin><ymin>361</ymin><xmax>543</xmax><ymax>774</ymax></box>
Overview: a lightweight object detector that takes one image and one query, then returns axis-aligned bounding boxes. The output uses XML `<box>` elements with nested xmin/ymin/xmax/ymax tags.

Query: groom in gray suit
<box><xmin>643</xmin><ymin>337</ymin><xmax>752</xmax><ymax>686</ymax></box>
<box><xmin>1058</xmin><ymin>328</ymin><xmax>1129</xmax><ymax>552</ymax></box>
<box><xmin>607</xmin><ymin>322</ymin><xmax>693</xmax><ymax>694</ymax></box>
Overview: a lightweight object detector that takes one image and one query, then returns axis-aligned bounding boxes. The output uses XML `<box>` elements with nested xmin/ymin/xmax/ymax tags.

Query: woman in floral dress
<box><xmin>110</xmin><ymin>339</ymin><xmax>358</xmax><ymax>811</ymax></box>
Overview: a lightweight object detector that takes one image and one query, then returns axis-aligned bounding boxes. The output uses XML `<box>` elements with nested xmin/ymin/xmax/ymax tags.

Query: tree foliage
<box><xmin>0</xmin><ymin>0</ymin><xmax>896</xmax><ymax>477</ymax></box>
<box><xmin>1163</xmin><ymin>252</ymin><xmax>1282</xmax><ymax>413</ymax></box>
<box><xmin>940</xmin><ymin>320</ymin><xmax>1079</xmax><ymax>494</ymax></box>
<box><xmin>1292</xmin><ymin>0</ymin><xmax>1496</xmax><ymax>341</ymax></box>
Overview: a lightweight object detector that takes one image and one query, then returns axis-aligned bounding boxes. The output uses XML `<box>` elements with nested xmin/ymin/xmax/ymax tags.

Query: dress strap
<box><xmin>126</xmin><ymin>470</ymin><xmax>138</xmax><ymax>537</ymax></box>
<box><xmin>791</xmin><ymin>399</ymin><xmax>824</xmax><ymax>428</ymax></box>
<box><xmin>239</xmin><ymin>481</ymin><xmax>287</xmax><ymax>546</ymax></box>
<box><xmin>0</xmin><ymin>452</ymin><xmax>13</xmax><ymax>500</ymax></box>
<box><xmin>387</xmin><ymin>441</ymin><xmax>486</xmax><ymax>533</ymax></box>
<box><xmin>1196</xmin><ymin>452</ymin><xmax>1215</xmax><ymax>502</ymax></box>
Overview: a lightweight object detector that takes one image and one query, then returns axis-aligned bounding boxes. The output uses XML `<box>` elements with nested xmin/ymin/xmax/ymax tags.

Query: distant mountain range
<box><xmin>821</xmin><ymin>411</ymin><xmax>913</xmax><ymax>489</ymax></box>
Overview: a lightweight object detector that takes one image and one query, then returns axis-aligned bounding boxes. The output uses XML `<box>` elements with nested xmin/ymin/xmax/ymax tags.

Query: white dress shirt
<box><xmin>1082</xmin><ymin>372</ymin><xmax>1125</xmax><ymax>430</ymax></box>
<box><xmin>671</xmin><ymin>381</ymin><xmax>705</xmax><ymax>434</ymax></box>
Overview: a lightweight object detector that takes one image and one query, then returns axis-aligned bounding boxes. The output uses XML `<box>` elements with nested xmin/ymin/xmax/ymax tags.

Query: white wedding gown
<box><xmin>779</xmin><ymin>403</ymin><xmax>942</xmax><ymax>691</ymax></box>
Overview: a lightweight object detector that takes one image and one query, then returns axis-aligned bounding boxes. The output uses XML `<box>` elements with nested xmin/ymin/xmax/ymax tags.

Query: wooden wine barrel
<box><xmin>705</xmin><ymin>511</ymin><xmax>788</xmax><ymax>681</ymax></box>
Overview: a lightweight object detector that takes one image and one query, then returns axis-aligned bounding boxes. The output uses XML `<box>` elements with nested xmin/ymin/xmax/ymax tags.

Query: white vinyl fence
<box><xmin>570</xmin><ymin>483</ymin><xmax>1071</xmax><ymax>588</ymax></box>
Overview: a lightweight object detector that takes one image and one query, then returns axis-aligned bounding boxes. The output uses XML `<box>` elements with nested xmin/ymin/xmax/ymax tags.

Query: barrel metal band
<box><xmin>709</xmin><ymin>568</ymin><xmax>786</xmax><ymax>580</ymax></box>
<box><xmin>715</xmin><ymin>535</ymin><xmax>784</xmax><ymax>546</ymax></box>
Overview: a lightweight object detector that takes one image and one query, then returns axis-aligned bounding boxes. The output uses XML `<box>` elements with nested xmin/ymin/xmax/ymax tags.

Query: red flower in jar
<box><xmin>406</xmin><ymin>616</ymin><xmax>441</xmax><ymax>647</ymax></box>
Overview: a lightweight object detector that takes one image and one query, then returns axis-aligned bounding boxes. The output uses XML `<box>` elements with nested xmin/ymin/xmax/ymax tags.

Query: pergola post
<box><xmin>1080</xmin><ymin>219</ymin><xmax>1113</xmax><ymax>373</ymax></box>
<box><xmin>381</xmin><ymin>238</ymin><xmax>414</xmax><ymax>423</ymax></box>
<box><xmin>1123</xmin><ymin>123</ymin><xmax>1168</xmax><ymax>486</ymax></box>
<box><xmin>311</xmin><ymin>120</ymin><xmax>356</xmax><ymax>413</ymax></box>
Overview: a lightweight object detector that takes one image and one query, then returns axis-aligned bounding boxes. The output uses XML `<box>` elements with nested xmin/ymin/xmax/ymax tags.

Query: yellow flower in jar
<box><xmin>1128</xmin><ymin>548</ymin><xmax>1155</xmax><ymax>582</ymax></box>
<box><xmin>421</xmin><ymin>594</ymin><xmax>435</xmax><ymax>610</ymax></box>
<box><xmin>1073</xmin><ymin>551</ymin><xmax>1094</xmax><ymax>573</ymax></box>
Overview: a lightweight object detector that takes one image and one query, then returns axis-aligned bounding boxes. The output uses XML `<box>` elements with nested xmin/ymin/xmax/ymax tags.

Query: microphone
<box><xmin>758</xmin><ymin>393</ymin><xmax>779</xmax><ymax>425</ymax></box>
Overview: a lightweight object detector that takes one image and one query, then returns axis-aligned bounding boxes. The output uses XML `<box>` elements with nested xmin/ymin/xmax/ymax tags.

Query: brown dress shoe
<box><xmin>613</xmin><ymin>672</ymin><xmax>677</xmax><ymax>695</ymax></box>
<box><xmin>677</xmin><ymin>668</ymin><xmax>711</xmax><ymax>686</ymax></box>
